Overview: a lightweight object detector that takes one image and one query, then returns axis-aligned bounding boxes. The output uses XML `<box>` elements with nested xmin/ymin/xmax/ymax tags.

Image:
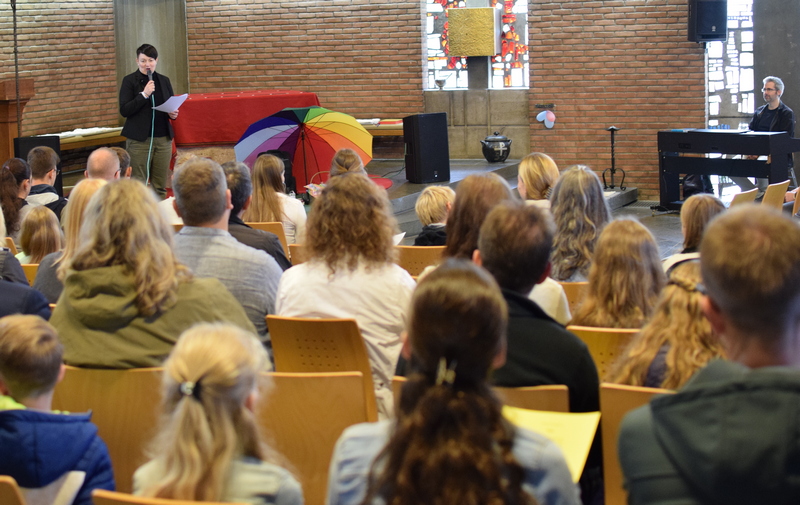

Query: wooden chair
<box><xmin>171</xmin><ymin>224</ymin><xmax>183</xmax><ymax>233</ymax></box>
<box><xmin>4</xmin><ymin>237</ymin><xmax>18</xmax><ymax>255</ymax></box>
<box><xmin>728</xmin><ymin>188</ymin><xmax>758</xmax><ymax>207</ymax></box>
<box><xmin>288</xmin><ymin>243</ymin><xmax>308</xmax><ymax>265</ymax></box>
<box><xmin>395</xmin><ymin>245</ymin><xmax>445</xmax><ymax>277</ymax></box>
<box><xmin>266</xmin><ymin>316</ymin><xmax>378</xmax><ymax>422</ymax></box>
<box><xmin>257</xmin><ymin>372</ymin><xmax>371</xmax><ymax>505</ymax></box>
<box><xmin>793</xmin><ymin>191</ymin><xmax>800</xmax><ymax>217</ymax></box>
<box><xmin>761</xmin><ymin>179</ymin><xmax>790</xmax><ymax>210</ymax></box>
<box><xmin>245</xmin><ymin>222</ymin><xmax>289</xmax><ymax>257</ymax></box>
<box><xmin>566</xmin><ymin>325</ymin><xmax>639</xmax><ymax>380</ymax></box>
<box><xmin>558</xmin><ymin>281</ymin><xmax>588</xmax><ymax>314</ymax></box>
<box><xmin>93</xmin><ymin>489</ymin><xmax>244</xmax><ymax>505</ymax></box>
<box><xmin>51</xmin><ymin>367</ymin><xmax>163</xmax><ymax>494</ymax></box>
<box><xmin>600</xmin><ymin>383</ymin><xmax>674</xmax><ymax>505</ymax></box>
<box><xmin>21</xmin><ymin>264</ymin><xmax>38</xmax><ymax>285</ymax></box>
<box><xmin>0</xmin><ymin>476</ymin><xmax>25</xmax><ymax>505</ymax></box>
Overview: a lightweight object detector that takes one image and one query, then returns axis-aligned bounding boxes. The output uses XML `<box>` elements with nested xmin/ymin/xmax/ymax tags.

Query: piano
<box><xmin>658</xmin><ymin>129</ymin><xmax>800</xmax><ymax>210</ymax></box>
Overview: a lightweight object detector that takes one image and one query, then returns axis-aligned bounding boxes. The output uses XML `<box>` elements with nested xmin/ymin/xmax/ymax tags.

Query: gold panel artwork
<box><xmin>448</xmin><ymin>7</ymin><xmax>501</xmax><ymax>57</ymax></box>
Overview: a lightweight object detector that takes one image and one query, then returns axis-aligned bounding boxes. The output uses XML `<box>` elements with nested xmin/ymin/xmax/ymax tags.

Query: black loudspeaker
<box><xmin>14</xmin><ymin>135</ymin><xmax>64</xmax><ymax>197</ymax></box>
<box><xmin>688</xmin><ymin>0</ymin><xmax>727</xmax><ymax>42</ymax></box>
<box><xmin>403</xmin><ymin>112</ymin><xmax>450</xmax><ymax>184</ymax></box>
<box><xmin>262</xmin><ymin>149</ymin><xmax>295</xmax><ymax>195</ymax></box>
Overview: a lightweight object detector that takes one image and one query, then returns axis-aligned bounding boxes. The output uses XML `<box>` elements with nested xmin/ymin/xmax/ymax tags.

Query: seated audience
<box><xmin>172</xmin><ymin>158</ymin><xmax>282</xmax><ymax>348</ymax></box>
<box><xmin>50</xmin><ymin>179</ymin><xmax>255</xmax><ymax>368</ymax></box>
<box><xmin>550</xmin><ymin>165</ymin><xmax>611</xmax><ymax>282</ymax></box>
<box><xmin>26</xmin><ymin>146</ymin><xmax>68</xmax><ymax>220</ymax></box>
<box><xmin>134</xmin><ymin>323</ymin><xmax>302</xmax><ymax>504</ymax></box>
<box><xmin>84</xmin><ymin>147</ymin><xmax>122</xmax><ymax>181</ymax></box>
<box><xmin>329</xmin><ymin>147</ymin><xmax>367</xmax><ymax>177</ymax></box>
<box><xmin>0</xmin><ymin>281</ymin><xmax>51</xmax><ymax>319</ymax></box>
<box><xmin>0</xmin><ymin>315</ymin><xmax>114</xmax><ymax>504</ymax></box>
<box><xmin>33</xmin><ymin>179</ymin><xmax>107</xmax><ymax>303</ymax></box>
<box><xmin>222</xmin><ymin>161</ymin><xmax>291</xmax><ymax>270</ymax></box>
<box><xmin>413</xmin><ymin>185</ymin><xmax>454</xmax><ymax>246</ymax></box>
<box><xmin>110</xmin><ymin>147</ymin><xmax>133</xmax><ymax>178</ymax></box>
<box><xmin>15</xmin><ymin>206</ymin><xmax>63</xmax><ymax>264</ymax></box>
<box><xmin>662</xmin><ymin>193</ymin><xmax>725</xmax><ymax>273</ymax></box>
<box><xmin>0</xmin><ymin>206</ymin><xmax>27</xmax><ymax>285</ymax></box>
<box><xmin>571</xmin><ymin>218</ymin><xmax>665</xmax><ymax>328</ymax></box>
<box><xmin>327</xmin><ymin>259</ymin><xmax>579</xmax><ymax>505</ymax></box>
<box><xmin>1</xmin><ymin>158</ymin><xmax>33</xmax><ymax>246</ymax></box>
<box><xmin>517</xmin><ymin>152</ymin><xmax>560</xmax><ymax>209</ymax></box>
<box><xmin>619</xmin><ymin>205</ymin><xmax>800</xmax><ymax>504</ymax></box>
<box><xmin>276</xmin><ymin>173</ymin><xmax>415</xmax><ymax>419</ymax></box>
<box><xmin>242</xmin><ymin>153</ymin><xmax>307</xmax><ymax>244</ymax></box>
<box><xmin>475</xmin><ymin>202</ymin><xmax>601</xmax><ymax>502</ymax></box>
<box><xmin>609</xmin><ymin>260</ymin><xmax>725</xmax><ymax>388</ymax></box>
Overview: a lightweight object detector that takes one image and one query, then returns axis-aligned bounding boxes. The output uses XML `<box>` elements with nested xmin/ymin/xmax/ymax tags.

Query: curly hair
<box><xmin>1</xmin><ymin>158</ymin><xmax>31</xmax><ymax>236</ymax></box>
<box><xmin>518</xmin><ymin>152</ymin><xmax>559</xmax><ymax>201</ymax></box>
<box><xmin>445</xmin><ymin>173</ymin><xmax>515</xmax><ymax>259</ymax></box>
<box><xmin>242</xmin><ymin>154</ymin><xmax>285</xmax><ymax>223</ymax></box>
<box><xmin>550</xmin><ymin>165</ymin><xmax>611</xmax><ymax>281</ymax></box>
<box><xmin>608</xmin><ymin>261</ymin><xmax>725</xmax><ymax>388</ymax></box>
<box><xmin>571</xmin><ymin>218</ymin><xmax>666</xmax><ymax>328</ymax></box>
<box><xmin>67</xmin><ymin>179</ymin><xmax>192</xmax><ymax>317</ymax></box>
<box><xmin>680</xmin><ymin>193</ymin><xmax>725</xmax><ymax>253</ymax></box>
<box><xmin>306</xmin><ymin>173</ymin><xmax>396</xmax><ymax>273</ymax></box>
<box><xmin>361</xmin><ymin>258</ymin><xmax>539</xmax><ymax>505</ymax></box>
<box><xmin>18</xmin><ymin>206</ymin><xmax>63</xmax><ymax>264</ymax></box>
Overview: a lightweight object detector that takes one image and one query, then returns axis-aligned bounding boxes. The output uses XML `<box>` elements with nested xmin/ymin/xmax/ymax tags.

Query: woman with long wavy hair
<box><xmin>517</xmin><ymin>152</ymin><xmax>560</xmax><ymax>209</ymax></box>
<box><xmin>662</xmin><ymin>193</ymin><xmax>725</xmax><ymax>272</ymax></box>
<box><xmin>327</xmin><ymin>259</ymin><xmax>579</xmax><ymax>505</ymax></box>
<box><xmin>276</xmin><ymin>173</ymin><xmax>415</xmax><ymax>419</ymax></box>
<box><xmin>242</xmin><ymin>153</ymin><xmax>307</xmax><ymax>244</ymax></box>
<box><xmin>134</xmin><ymin>323</ymin><xmax>302</xmax><ymax>504</ymax></box>
<box><xmin>550</xmin><ymin>165</ymin><xmax>611</xmax><ymax>282</ymax></box>
<box><xmin>50</xmin><ymin>179</ymin><xmax>256</xmax><ymax>368</ymax></box>
<box><xmin>571</xmin><ymin>218</ymin><xmax>666</xmax><ymax>328</ymax></box>
<box><xmin>608</xmin><ymin>260</ymin><xmax>725</xmax><ymax>388</ymax></box>
<box><xmin>1</xmin><ymin>158</ymin><xmax>33</xmax><ymax>246</ymax></box>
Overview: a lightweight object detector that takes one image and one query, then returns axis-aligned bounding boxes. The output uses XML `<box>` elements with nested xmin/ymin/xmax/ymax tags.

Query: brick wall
<box><xmin>0</xmin><ymin>0</ymin><xmax>118</xmax><ymax>137</ymax></box>
<box><xmin>529</xmin><ymin>0</ymin><xmax>706</xmax><ymax>199</ymax></box>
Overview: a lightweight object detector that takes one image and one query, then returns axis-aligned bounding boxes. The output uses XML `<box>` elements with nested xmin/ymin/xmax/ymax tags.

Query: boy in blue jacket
<box><xmin>0</xmin><ymin>315</ymin><xmax>114</xmax><ymax>505</ymax></box>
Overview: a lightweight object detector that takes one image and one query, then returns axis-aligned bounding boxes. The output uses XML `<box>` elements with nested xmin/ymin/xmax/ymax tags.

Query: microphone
<box><xmin>147</xmin><ymin>69</ymin><xmax>153</xmax><ymax>82</ymax></box>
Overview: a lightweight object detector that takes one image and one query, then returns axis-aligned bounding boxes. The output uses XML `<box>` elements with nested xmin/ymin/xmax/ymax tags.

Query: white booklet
<box><xmin>153</xmin><ymin>93</ymin><xmax>188</xmax><ymax>113</ymax></box>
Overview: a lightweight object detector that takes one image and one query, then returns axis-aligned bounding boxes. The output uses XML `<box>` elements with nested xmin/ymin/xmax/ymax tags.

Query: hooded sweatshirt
<box><xmin>0</xmin><ymin>405</ymin><xmax>114</xmax><ymax>505</ymax></box>
<box><xmin>619</xmin><ymin>359</ymin><xmax>800</xmax><ymax>505</ymax></box>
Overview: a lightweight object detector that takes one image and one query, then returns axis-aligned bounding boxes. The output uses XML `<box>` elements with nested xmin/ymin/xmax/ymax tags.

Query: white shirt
<box><xmin>528</xmin><ymin>277</ymin><xmax>571</xmax><ymax>325</ymax></box>
<box><xmin>277</xmin><ymin>192</ymin><xmax>307</xmax><ymax>244</ymax></box>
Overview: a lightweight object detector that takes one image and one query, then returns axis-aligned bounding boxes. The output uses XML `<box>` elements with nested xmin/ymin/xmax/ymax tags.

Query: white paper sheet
<box><xmin>153</xmin><ymin>94</ymin><xmax>188</xmax><ymax>113</ymax></box>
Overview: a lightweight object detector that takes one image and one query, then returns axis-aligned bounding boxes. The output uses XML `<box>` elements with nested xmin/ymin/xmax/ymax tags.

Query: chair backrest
<box><xmin>246</xmin><ymin>222</ymin><xmax>289</xmax><ymax>256</ymax></box>
<box><xmin>171</xmin><ymin>224</ymin><xmax>183</xmax><ymax>234</ymax></box>
<box><xmin>266</xmin><ymin>316</ymin><xmax>378</xmax><ymax>421</ymax></box>
<box><xmin>21</xmin><ymin>264</ymin><xmax>38</xmax><ymax>285</ymax></box>
<box><xmin>761</xmin><ymin>179</ymin><xmax>790</xmax><ymax>210</ymax></box>
<box><xmin>257</xmin><ymin>371</ymin><xmax>371</xmax><ymax>505</ymax></box>
<box><xmin>51</xmin><ymin>367</ymin><xmax>163</xmax><ymax>494</ymax></box>
<box><xmin>0</xmin><ymin>476</ymin><xmax>25</xmax><ymax>505</ymax></box>
<box><xmin>558</xmin><ymin>281</ymin><xmax>588</xmax><ymax>314</ymax></box>
<box><xmin>566</xmin><ymin>325</ymin><xmax>639</xmax><ymax>380</ymax></box>
<box><xmin>793</xmin><ymin>191</ymin><xmax>800</xmax><ymax>216</ymax></box>
<box><xmin>288</xmin><ymin>243</ymin><xmax>308</xmax><ymax>265</ymax></box>
<box><xmin>493</xmin><ymin>385</ymin><xmax>570</xmax><ymax>412</ymax></box>
<box><xmin>600</xmin><ymin>383</ymin><xmax>673</xmax><ymax>505</ymax></box>
<box><xmin>729</xmin><ymin>188</ymin><xmax>758</xmax><ymax>207</ymax></box>
<box><xmin>4</xmin><ymin>237</ymin><xmax>18</xmax><ymax>255</ymax></box>
<box><xmin>92</xmin><ymin>489</ymin><xmax>244</xmax><ymax>505</ymax></box>
<box><xmin>395</xmin><ymin>245</ymin><xmax>445</xmax><ymax>276</ymax></box>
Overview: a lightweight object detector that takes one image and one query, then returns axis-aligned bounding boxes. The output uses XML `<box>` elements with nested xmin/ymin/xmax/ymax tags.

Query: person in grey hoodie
<box><xmin>619</xmin><ymin>204</ymin><xmax>800</xmax><ymax>505</ymax></box>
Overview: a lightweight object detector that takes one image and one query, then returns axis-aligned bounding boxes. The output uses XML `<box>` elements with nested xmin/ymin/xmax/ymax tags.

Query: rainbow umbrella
<box><xmin>234</xmin><ymin>106</ymin><xmax>373</xmax><ymax>192</ymax></box>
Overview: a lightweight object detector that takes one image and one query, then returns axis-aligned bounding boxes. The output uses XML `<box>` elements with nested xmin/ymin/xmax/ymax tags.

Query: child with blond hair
<box><xmin>413</xmin><ymin>185</ymin><xmax>455</xmax><ymax>246</ymax></box>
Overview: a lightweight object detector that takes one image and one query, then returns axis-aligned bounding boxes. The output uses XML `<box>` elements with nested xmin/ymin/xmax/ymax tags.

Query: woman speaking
<box><xmin>119</xmin><ymin>43</ymin><xmax>178</xmax><ymax>198</ymax></box>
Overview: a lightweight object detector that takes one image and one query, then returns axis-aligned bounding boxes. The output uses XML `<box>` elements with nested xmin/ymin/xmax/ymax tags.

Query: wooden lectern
<box><xmin>0</xmin><ymin>79</ymin><xmax>34</xmax><ymax>163</ymax></box>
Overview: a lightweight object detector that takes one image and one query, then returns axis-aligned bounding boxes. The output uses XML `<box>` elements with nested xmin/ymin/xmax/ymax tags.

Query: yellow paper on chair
<box><xmin>503</xmin><ymin>406</ymin><xmax>600</xmax><ymax>482</ymax></box>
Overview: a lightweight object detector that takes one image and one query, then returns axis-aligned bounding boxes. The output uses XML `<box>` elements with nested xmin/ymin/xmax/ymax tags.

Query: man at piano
<box><xmin>731</xmin><ymin>76</ymin><xmax>795</xmax><ymax>198</ymax></box>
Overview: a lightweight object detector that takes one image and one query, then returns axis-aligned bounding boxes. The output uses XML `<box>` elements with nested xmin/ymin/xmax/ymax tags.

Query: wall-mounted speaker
<box><xmin>403</xmin><ymin>113</ymin><xmax>450</xmax><ymax>184</ymax></box>
<box><xmin>688</xmin><ymin>0</ymin><xmax>728</xmax><ymax>42</ymax></box>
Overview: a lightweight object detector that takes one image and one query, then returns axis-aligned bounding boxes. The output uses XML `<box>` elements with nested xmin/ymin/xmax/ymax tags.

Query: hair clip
<box><xmin>179</xmin><ymin>381</ymin><xmax>198</xmax><ymax>399</ymax></box>
<box><xmin>435</xmin><ymin>357</ymin><xmax>457</xmax><ymax>386</ymax></box>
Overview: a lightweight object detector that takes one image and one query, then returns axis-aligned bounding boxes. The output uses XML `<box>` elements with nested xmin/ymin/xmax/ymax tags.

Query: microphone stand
<box><xmin>602</xmin><ymin>126</ymin><xmax>626</xmax><ymax>190</ymax></box>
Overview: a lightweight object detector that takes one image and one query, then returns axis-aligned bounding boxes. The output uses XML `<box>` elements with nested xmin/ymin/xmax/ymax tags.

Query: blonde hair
<box><xmin>550</xmin><ymin>165</ymin><xmax>612</xmax><ymax>281</ymax></box>
<box><xmin>242</xmin><ymin>154</ymin><xmax>285</xmax><ymax>223</ymax></box>
<box><xmin>55</xmin><ymin>178</ymin><xmax>106</xmax><ymax>280</ymax></box>
<box><xmin>141</xmin><ymin>323</ymin><xmax>270</xmax><ymax>501</ymax></box>
<box><xmin>19</xmin><ymin>206</ymin><xmax>63</xmax><ymax>264</ymax></box>
<box><xmin>329</xmin><ymin>148</ymin><xmax>366</xmax><ymax>177</ymax></box>
<box><xmin>608</xmin><ymin>261</ymin><xmax>725</xmax><ymax>388</ymax></box>
<box><xmin>518</xmin><ymin>152</ymin><xmax>559</xmax><ymax>200</ymax></box>
<box><xmin>680</xmin><ymin>194</ymin><xmax>725</xmax><ymax>253</ymax></box>
<box><xmin>0</xmin><ymin>315</ymin><xmax>63</xmax><ymax>400</ymax></box>
<box><xmin>67</xmin><ymin>179</ymin><xmax>192</xmax><ymax>317</ymax></box>
<box><xmin>415</xmin><ymin>186</ymin><xmax>455</xmax><ymax>226</ymax></box>
<box><xmin>307</xmin><ymin>173</ymin><xmax>397</xmax><ymax>273</ymax></box>
<box><xmin>571</xmin><ymin>218</ymin><xmax>666</xmax><ymax>328</ymax></box>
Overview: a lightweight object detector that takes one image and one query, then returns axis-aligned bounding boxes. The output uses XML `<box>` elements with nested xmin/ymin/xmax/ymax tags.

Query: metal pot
<box><xmin>480</xmin><ymin>132</ymin><xmax>512</xmax><ymax>163</ymax></box>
